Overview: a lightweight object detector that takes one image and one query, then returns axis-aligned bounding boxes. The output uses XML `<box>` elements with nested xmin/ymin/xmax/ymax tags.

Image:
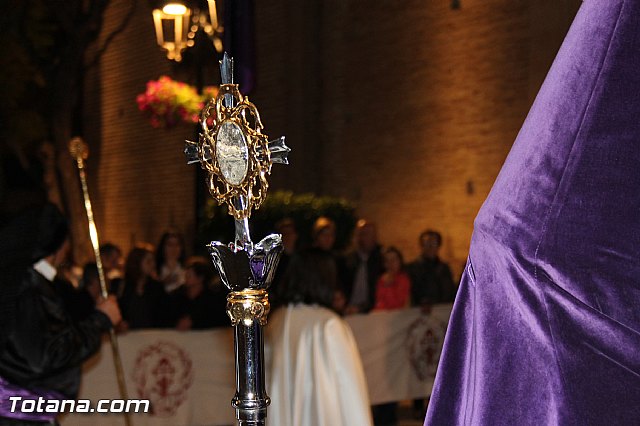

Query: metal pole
<box><xmin>185</xmin><ymin>52</ymin><xmax>290</xmax><ymax>425</ymax></box>
<box><xmin>69</xmin><ymin>137</ymin><xmax>132</xmax><ymax>426</ymax></box>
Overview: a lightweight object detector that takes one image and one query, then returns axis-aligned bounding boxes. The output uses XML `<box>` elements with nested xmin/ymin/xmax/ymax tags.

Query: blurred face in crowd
<box><xmin>420</xmin><ymin>233</ymin><xmax>441</xmax><ymax>260</ymax></box>
<box><xmin>103</xmin><ymin>250</ymin><xmax>122</xmax><ymax>272</ymax></box>
<box><xmin>184</xmin><ymin>267</ymin><xmax>203</xmax><ymax>289</ymax></box>
<box><xmin>355</xmin><ymin>221</ymin><xmax>377</xmax><ymax>253</ymax></box>
<box><xmin>141</xmin><ymin>252</ymin><xmax>156</xmax><ymax>278</ymax></box>
<box><xmin>315</xmin><ymin>227</ymin><xmax>336</xmax><ymax>251</ymax></box>
<box><xmin>280</xmin><ymin>224</ymin><xmax>298</xmax><ymax>254</ymax></box>
<box><xmin>383</xmin><ymin>250</ymin><xmax>402</xmax><ymax>275</ymax></box>
<box><xmin>333</xmin><ymin>290</ymin><xmax>347</xmax><ymax>313</ymax></box>
<box><xmin>164</xmin><ymin>235</ymin><xmax>183</xmax><ymax>263</ymax></box>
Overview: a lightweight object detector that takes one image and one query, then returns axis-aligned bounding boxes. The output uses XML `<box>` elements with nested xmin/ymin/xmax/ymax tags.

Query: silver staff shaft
<box><xmin>188</xmin><ymin>52</ymin><xmax>289</xmax><ymax>426</ymax></box>
<box><xmin>69</xmin><ymin>137</ymin><xmax>132</xmax><ymax>426</ymax></box>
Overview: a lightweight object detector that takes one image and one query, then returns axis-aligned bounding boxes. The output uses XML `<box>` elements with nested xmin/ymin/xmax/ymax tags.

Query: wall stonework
<box><xmin>85</xmin><ymin>0</ymin><xmax>196</xmax><ymax>253</ymax></box>
<box><xmin>254</xmin><ymin>0</ymin><xmax>581</xmax><ymax>275</ymax></box>
<box><xmin>86</xmin><ymin>0</ymin><xmax>580</xmax><ymax>272</ymax></box>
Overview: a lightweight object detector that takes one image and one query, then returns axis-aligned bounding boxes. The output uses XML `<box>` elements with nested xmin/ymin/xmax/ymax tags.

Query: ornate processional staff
<box><xmin>69</xmin><ymin>138</ymin><xmax>132</xmax><ymax>426</ymax></box>
<box><xmin>184</xmin><ymin>53</ymin><xmax>290</xmax><ymax>426</ymax></box>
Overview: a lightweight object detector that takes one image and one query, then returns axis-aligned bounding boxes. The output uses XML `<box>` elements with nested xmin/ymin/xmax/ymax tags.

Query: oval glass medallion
<box><xmin>215</xmin><ymin>121</ymin><xmax>249</xmax><ymax>185</ymax></box>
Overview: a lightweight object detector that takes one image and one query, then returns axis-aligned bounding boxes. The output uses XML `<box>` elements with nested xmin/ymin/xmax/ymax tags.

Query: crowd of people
<box><xmin>61</xmin><ymin>216</ymin><xmax>458</xmax><ymax>335</ymax></box>
<box><xmin>68</xmin><ymin>216</ymin><xmax>457</xmax><ymax>424</ymax></box>
<box><xmin>37</xmin><ymin>213</ymin><xmax>459</xmax><ymax>338</ymax></box>
<box><xmin>272</xmin><ymin>216</ymin><xmax>458</xmax><ymax>317</ymax></box>
<box><xmin>0</xmin><ymin>200</ymin><xmax>458</xmax><ymax>426</ymax></box>
<box><xmin>74</xmin><ymin>231</ymin><xmax>229</xmax><ymax>332</ymax></box>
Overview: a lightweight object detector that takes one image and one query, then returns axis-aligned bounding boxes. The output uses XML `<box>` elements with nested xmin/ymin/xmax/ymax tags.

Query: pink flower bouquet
<box><xmin>136</xmin><ymin>76</ymin><xmax>219</xmax><ymax>129</ymax></box>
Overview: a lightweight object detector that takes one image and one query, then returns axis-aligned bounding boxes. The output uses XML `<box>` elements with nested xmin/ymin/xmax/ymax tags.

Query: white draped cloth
<box><xmin>266</xmin><ymin>304</ymin><xmax>373</xmax><ymax>426</ymax></box>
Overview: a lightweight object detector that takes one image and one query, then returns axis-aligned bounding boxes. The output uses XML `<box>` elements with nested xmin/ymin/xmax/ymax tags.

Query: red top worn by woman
<box><xmin>374</xmin><ymin>272</ymin><xmax>411</xmax><ymax>310</ymax></box>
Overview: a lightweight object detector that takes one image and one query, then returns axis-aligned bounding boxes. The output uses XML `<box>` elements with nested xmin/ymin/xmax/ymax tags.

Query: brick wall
<box><xmin>85</xmin><ymin>0</ymin><xmax>580</xmax><ymax>271</ymax></box>
<box><xmin>84</xmin><ymin>0</ymin><xmax>196</xmax><ymax>253</ymax></box>
<box><xmin>255</xmin><ymin>0</ymin><xmax>581</xmax><ymax>275</ymax></box>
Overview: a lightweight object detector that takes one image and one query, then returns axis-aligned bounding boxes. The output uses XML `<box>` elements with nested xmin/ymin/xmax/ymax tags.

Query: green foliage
<box><xmin>197</xmin><ymin>190</ymin><xmax>357</xmax><ymax>252</ymax></box>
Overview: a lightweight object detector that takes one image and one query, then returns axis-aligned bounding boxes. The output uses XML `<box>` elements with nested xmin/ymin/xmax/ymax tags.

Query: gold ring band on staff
<box><xmin>226</xmin><ymin>289</ymin><xmax>270</xmax><ymax>326</ymax></box>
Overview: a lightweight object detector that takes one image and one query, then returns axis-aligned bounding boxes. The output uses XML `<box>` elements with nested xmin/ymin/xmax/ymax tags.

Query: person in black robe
<box><xmin>0</xmin><ymin>203</ymin><xmax>121</xmax><ymax>425</ymax></box>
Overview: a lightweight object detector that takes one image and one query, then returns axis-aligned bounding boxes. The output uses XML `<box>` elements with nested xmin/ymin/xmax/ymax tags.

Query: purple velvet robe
<box><xmin>425</xmin><ymin>0</ymin><xmax>640</xmax><ymax>424</ymax></box>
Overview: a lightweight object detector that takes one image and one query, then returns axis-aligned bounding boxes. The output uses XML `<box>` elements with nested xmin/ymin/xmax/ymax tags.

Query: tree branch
<box><xmin>84</xmin><ymin>0</ymin><xmax>137</xmax><ymax>71</ymax></box>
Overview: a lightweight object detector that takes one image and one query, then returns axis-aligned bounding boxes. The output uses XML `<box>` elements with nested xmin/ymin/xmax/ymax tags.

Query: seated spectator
<box><xmin>267</xmin><ymin>250</ymin><xmax>373</xmax><ymax>426</ymax></box>
<box><xmin>100</xmin><ymin>242</ymin><xmax>123</xmax><ymax>296</ymax></box>
<box><xmin>156</xmin><ymin>230</ymin><xmax>186</xmax><ymax>293</ymax></box>
<box><xmin>170</xmin><ymin>257</ymin><xmax>228</xmax><ymax>330</ymax></box>
<box><xmin>118</xmin><ymin>244</ymin><xmax>171</xmax><ymax>330</ymax></box>
<box><xmin>374</xmin><ymin>246</ymin><xmax>411</xmax><ymax>311</ymax></box>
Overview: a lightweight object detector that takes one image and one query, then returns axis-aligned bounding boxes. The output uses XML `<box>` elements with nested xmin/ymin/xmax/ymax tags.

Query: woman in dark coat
<box><xmin>118</xmin><ymin>244</ymin><xmax>171</xmax><ymax>330</ymax></box>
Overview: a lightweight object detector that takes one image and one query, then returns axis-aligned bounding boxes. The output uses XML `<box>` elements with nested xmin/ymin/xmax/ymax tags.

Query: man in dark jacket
<box><xmin>408</xmin><ymin>230</ymin><xmax>456</xmax><ymax>307</ymax></box>
<box><xmin>343</xmin><ymin>220</ymin><xmax>384</xmax><ymax>314</ymax></box>
<box><xmin>0</xmin><ymin>203</ymin><xmax>121</xmax><ymax>425</ymax></box>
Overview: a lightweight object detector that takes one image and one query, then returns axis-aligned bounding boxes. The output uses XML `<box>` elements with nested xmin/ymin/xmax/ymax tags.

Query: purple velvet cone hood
<box><xmin>425</xmin><ymin>0</ymin><xmax>640</xmax><ymax>424</ymax></box>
